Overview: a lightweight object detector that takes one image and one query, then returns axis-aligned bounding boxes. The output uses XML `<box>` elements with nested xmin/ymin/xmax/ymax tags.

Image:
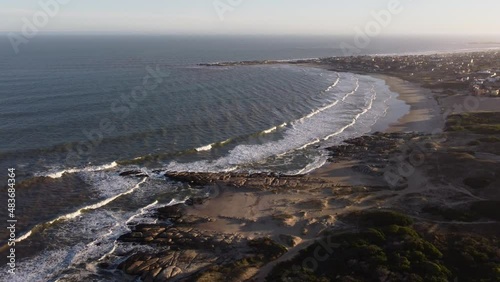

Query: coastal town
<box><xmin>313</xmin><ymin>51</ymin><xmax>500</xmax><ymax>97</ymax></box>
<box><xmin>203</xmin><ymin>50</ymin><xmax>500</xmax><ymax>97</ymax></box>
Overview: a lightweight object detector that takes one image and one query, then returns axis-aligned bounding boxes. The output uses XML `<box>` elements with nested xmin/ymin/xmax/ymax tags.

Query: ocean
<box><xmin>0</xmin><ymin>35</ymin><xmax>498</xmax><ymax>281</ymax></box>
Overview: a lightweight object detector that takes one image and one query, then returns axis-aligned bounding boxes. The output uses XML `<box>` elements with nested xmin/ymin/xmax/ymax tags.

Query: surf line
<box><xmin>324</xmin><ymin>86</ymin><xmax>376</xmax><ymax>141</ymax></box>
<box><xmin>45</xmin><ymin>161</ymin><xmax>118</xmax><ymax>179</ymax></box>
<box><xmin>95</xmin><ymin>200</ymin><xmax>160</xmax><ymax>262</ymax></box>
<box><xmin>341</xmin><ymin>77</ymin><xmax>360</xmax><ymax>102</ymax></box>
<box><xmin>14</xmin><ymin>177</ymin><xmax>149</xmax><ymax>244</ymax></box>
<box><xmin>325</xmin><ymin>73</ymin><xmax>341</xmax><ymax>92</ymax></box>
<box><xmin>293</xmin><ymin>76</ymin><xmax>359</xmax><ymax>125</ymax></box>
<box><xmin>98</xmin><ymin>198</ymin><xmax>187</xmax><ymax>262</ymax></box>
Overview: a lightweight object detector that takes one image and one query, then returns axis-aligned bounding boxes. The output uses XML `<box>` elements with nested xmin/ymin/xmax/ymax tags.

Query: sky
<box><xmin>1</xmin><ymin>0</ymin><xmax>499</xmax><ymax>35</ymax></box>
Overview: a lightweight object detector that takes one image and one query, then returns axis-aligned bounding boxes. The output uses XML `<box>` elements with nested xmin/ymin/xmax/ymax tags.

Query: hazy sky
<box><xmin>1</xmin><ymin>0</ymin><xmax>499</xmax><ymax>35</ymax></box>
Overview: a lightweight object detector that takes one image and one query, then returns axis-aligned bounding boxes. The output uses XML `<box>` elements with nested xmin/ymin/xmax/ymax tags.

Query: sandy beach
<box><xmin>374</xmin><ymin>75</ymin><xmax>445</xmax><ymax>134</ymax></box>
<box><xmin>149</xmin><ymin>74</ymin><xmax>450</xmax><ymax>279</ymax></box>
<box><xmin>311</xmin><ymin>73</ymin><xmax>444</xmax><ymax>182</ymax></box>
<box><xmin>116</xmin><ymin>72</ymin><xmax>500</xmax><ymax>281</ymax></box>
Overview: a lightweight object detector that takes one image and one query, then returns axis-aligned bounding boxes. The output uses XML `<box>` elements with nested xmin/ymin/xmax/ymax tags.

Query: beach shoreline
<box><xmin>310</xmin><ymin>72</ymin><xmax>444</xmax><ymax>180</ymax></box>
<box><xmin>105</xmin><ymin>53</ymin><xmax>500</xmax><ymax>281</ymax></box>
<box><xmin>371</xmin><ymin>74</ymin><xmax>445</xmax><ymax>134</ymax></box>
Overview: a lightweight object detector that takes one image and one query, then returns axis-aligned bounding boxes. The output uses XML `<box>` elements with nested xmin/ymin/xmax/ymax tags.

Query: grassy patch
<box><xmin>423</xmin><ymin>201</ymin><xmax>500</xmax><ymax>222</ymax></box>
<box><xmin>349</xmin><ymin>210</ymin><xmax>414</xmax><ymax>227</ymax></box>
<box><xmin>434</xmin><ymin>234</ymin><xmax>500</xmax><ymax>282</ymax></box>
<box><xmin>267</xmin><ymin>210</ymin><xmax>450</xmax><ymax>282</ymax></box>
<box><xmin>445</xmin><ymin>112</ymin><xmax>500</xmax><ymax>134</ymax></box>
<box><xmin>422</xmin><ymin>206</ymin><xmax>480</xmax><ymax>222</ymax></box>
<box><xmin>248</xmin><ymin>237</ymin><xmax>288</xmax><ymax>260</ymax></box>
<box><xmin>272</xmin><ymin>213</ymin><xmax>294</xmax><ymax>220</ymax></box>
<box><xmin>478</xmin><ymin>136</ymin><xmax>500</xmax><ymax>143</ymax></box>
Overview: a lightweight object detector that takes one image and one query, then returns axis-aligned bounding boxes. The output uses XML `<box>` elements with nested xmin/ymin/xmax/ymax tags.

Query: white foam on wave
<box><xmin>5</xmin><ymin>193</ymin><xmax>186</xmax><ymax>281</ymax></box>
<box><xmin>80</xmin><ymin>170</ymin><xmax>139</xmax><ymax>198</ymax></box>
<box><xmin>297</xmin><ymin>139</ymin><xmax>321</xmax><ymax>151</ymax></box>
<box><xmin>262</xmin><ymin>122</ymin><xmax>288</xmax><ymax>134</ymax></box>
<box><xmin>196</xmin><ymin>143</ymin><xmax>214</xmax><ymax>152</ymax></box>
<box><xmin>295</xmin><ymin>100</ymin><xmax>339</xmax><ymax>124</ymax></box>
<box><xmin>325</xmin><ymin>73</ymin><xmax>341</xmax><ymax>92</ymax></box>
<box><xmin>323</xmin><ymin>86</ymin><xmax>376</xmax><ymax>141</ymax></box>
<box><xmin>195</xmin><ymin>122</ymin><xmax>288</xmax><ymax>153</ymax></box>
<box><xmin>3</xmin><ymin>226</ymin><xmax>156</xmax><ymax>281</ymax></box>
<box><xmin>45</xmin><ymin>161</ymin><xmax>118</xmax><ymax>179</ymax></box>
<box><xmin>14</xmin><ymin>177</ymin><xmax>148</xmax><ymax>243</ymax></box>
<box><xmin>294</xmin><ymin>75</ymin><xmax>358</xmax><ymax>125</ymax></box>
<box><xmin>84</xmin><ymin>197</ymin><xmax>186</xmax><ymax>266</ymax></box>
<box><xmin>341</xmin><ymin>77</ymin><xmax>360</xmax><ymax>102</ymax></box>
<box><xmin>293</xmin><ymin>156</ymin><xmax>329</xmax><ymax>175</ymax></box>
<box><xmin>96</xmin><ymin>200</ymin><xmax>161</xmax><ymax>262</ymax></box>
<box><xmin>0</xmin><ymin>248</ymin><xmax>75</xmax><ymax>282</ymax></box>
<box><xmin>125</xmin><ymin>200</ymin><xmax>159</xmax><ymax>226</ymax></box>
<box><xmin>220</xmin><ymin>138</ymin><xmax>233</xmax><ymax>145</ymax></box>
<box><xmin>165</xmin><ymin>73</ymin><xmax>385</xmax><ymax>173</ymax></box>
<box><xmin>16</xmin><ymin>230</ymin><xmax>32</xmax><ymax>242</ymax></box>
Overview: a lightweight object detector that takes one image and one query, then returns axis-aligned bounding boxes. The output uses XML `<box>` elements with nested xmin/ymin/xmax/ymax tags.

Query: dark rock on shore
<box><xmin>164</xmin><ymin>171</ymin><xmax>311</xmax><ymax>191</ymax></box>
<box><xmin>117</xmin><ymin>203</ymin><xmax>288</xmax><ymax>281</ymax></box>
<box><xmin>185</xmin><ymin>197</ymin><xmax>206</xmax><ymax>206</ymax></box>
<box><xmin>119</xmin><ymin>170</ymin><xmax>149</xmax><ymax>178</ymax></box>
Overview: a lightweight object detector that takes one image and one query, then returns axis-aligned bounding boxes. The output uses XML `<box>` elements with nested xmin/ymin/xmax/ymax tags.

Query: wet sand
<box><xmin>374</xmin><ymin>74</ymin><xmax>445</xmax><ymax>134</ymax></box>
<box><xmin>311</xmin><ymin>74</ymin><xmax>444</xmax><ymax>182</ymax></box>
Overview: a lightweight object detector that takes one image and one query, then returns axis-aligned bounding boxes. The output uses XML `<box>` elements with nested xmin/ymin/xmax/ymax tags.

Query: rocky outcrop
<box><xmin>326</xmin><ymin>132</ymin><xmax>434</xmax><ymax>182</ymax></box>
<box><xmin>326</xmin><ymin>132</ymin><xmax>428</xmax><ymax>163</ymax></box>
<box><xmin>119</xmin><ymin>250</ymin><xmax>217</xmax><ymax>282</ymax></box>
<box><xmin>117</xmin><ymin>203</ymin><xmax>287</xmax><ymax>281</ymax></box>
<box><xmin>119</xmin><ymin>170</ymin><xmax>149</xmax><ymax>178</ymax></box>
<box><xmin>164</xmin><ymin>171</ymin><xmax>340</xmax><ymax>192</ymax></box>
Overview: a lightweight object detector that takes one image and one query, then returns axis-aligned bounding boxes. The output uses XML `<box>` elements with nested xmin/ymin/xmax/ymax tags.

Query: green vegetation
<box><xmin>478</xmin><ymin>136</ymin><xmax>500</xmax><ymax>143</ymax></box>
<box><xmin>267</xmin><ymin>210</ymin><xmax>500</xmax><ymax>282</ymax></box>
<box><xmin>422</xmin><ymin>206</ymin><xmax>480</xmax><ymax>222</ymax></box>
<box><xmin>267</xmin><ymin>210</ymin><xmax>450</xmax><ymax>281</ymax></box>
<box><xmin>445</xmin><ymin>112</ymin><xmax>500</xmax><ymax>134</ymax></box>
<box><xmin>272</xmin><ymin>213</ymin><xmax>294</xmax><ymax>220</ymax></box>
<box><xmin>463</xmin><ymin>124</ymin><xmax>500</xmax><ymax>134</ymax></box>
<box><xmin>248</xmin><ymin>237</ymin><xmax>288</xmax><ymax>260</ymax></box>
<box><xmin>350</xmin><ymin>210</ymin><xmax>414</xmax><ymax>227</ymax></box>
<box><xmin>434</xmin><ymin>234</ymin><xmax>500</xmax><ymax>282</ymax></box>
<box><xmin>467</xmin><ymin>140</ymin><xmax>481</xmax><ymax>146</ymax></box>
<box><xmin>423</xmin><ymin>201</ymin><xmax>500</xmax><ymax>222</ymax></box>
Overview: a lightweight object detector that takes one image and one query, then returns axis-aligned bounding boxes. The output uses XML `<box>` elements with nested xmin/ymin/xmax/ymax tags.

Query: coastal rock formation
<box><xmin>117</xmin><ymin>203</ymin><xmax>287</xmax><ymax>281</ymax></box>
<box><xmin>119</xmin><ymin>170</ymin><xmax>149</xmax><ymax>178</ymax></box>
<box><xmin>165</xmin><ymin>171</ymin><xmax>306</xmax><ymax>190</ymax></box>
<box><xmin>326</xmin><ymin>132</ymin><xmax>429</xmax><ymax>163</ymax></box>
